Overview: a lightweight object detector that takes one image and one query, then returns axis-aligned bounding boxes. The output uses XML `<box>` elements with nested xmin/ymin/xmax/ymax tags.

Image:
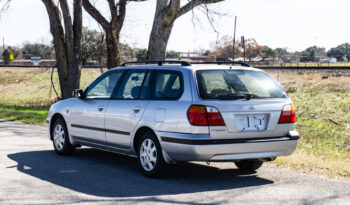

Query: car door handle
<box><xmin>98</xmin><ymin>107</ymin><xmax>104</xmax><ymax>112</ymax></box>
<box><xmin>132</xmin><ymin>107</ymin><xmax>141</xmax><ymax>113</ymax></box>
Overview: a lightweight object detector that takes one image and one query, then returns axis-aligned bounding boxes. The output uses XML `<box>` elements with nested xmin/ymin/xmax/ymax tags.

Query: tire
<box><xmin>137</xmin><ymin>131</ymin><xmax>166</xmax><ymax>177</ymax></box>
<box><xmin>52</xmin><ymin>118</ymin><xmax>75</xmax><ymax>155</ymax></box>
<box><xmin>235</xmin><ymin>159</ymin><xmax>263</xmax><ymax>171</ymax></box>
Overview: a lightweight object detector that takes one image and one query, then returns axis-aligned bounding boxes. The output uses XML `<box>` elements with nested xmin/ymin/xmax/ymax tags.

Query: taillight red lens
<box><xmin>278</xmin><ymin>104</ymin><xmax>296</xmax><ymax>124</ymax></box>
<box><xmin>206</xmin><ymin>107</ymin><xmax>225</xmax><ymax>126</ymax></box>
<box><xmin>187</xmin><ymin>105</ymin><xmax>225</xmax><ymax>126</ymax></box>
<box><xmin>187</xmin><ymin>105</ymin><xmax>208</xmax><ymax>126</ymax></box>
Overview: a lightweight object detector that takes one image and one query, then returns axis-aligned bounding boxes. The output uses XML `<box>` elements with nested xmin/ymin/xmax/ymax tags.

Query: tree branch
<box><xmin>107</xmin><ymin>0</ymin><xmax>117</xmax><ymax>17</ymax></box>
<box><xmin>154</xmin><ymin>0</ymin><xmax>169</xmax><ymax>17</ymax></box>
<box><xmin>42</xmin><ymin>0</ymin><xmax>68</xmax><ymax>79</ymax></box>
<box><xmin>0</xmin><ymin>0</ymin><xmax>11</xmax><ymax>11</ymax></box>
<box><xmin>176</xmin><ymin>0</ymin><xmax>224</xmax><ymax>19</ymax></box>
<box><xmin>73</xmin><ymin>0</ymin><xmax>83</xmax><ymax>68</ymax></box>
<box><xmin>59</xmin><ymin>0</ymin><xmax>74</xmax><ymax>39</ymax></box>
<box><xmin>59</xmin><ymin>0</ymin><xmax>76</xmax><ymax>74</ymax></box>
<box><xmin>116</xmin><ymin>0</ymin><xmax>127</xmax><ymax>32</ymax></box>
<box><xmin>82</xmin><ymin>0</ymin><xmax>110</xmax><ymax>30</ymax></box>
<box><xmin>199</xmin><ymin>4</ymin><xmax>218</xmax><ymax>33</ymax></box>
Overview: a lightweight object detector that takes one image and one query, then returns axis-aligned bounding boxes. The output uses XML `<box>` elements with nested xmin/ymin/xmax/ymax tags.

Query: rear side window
<box><xmin>196</xmin><ymin>70</ymin><xmax>286</xmax><ymax>100</ymax></box>
<box><xmin>152</xmin><ymin>71</ymin><xmax>183</xmax><ymax>100</ymax></box>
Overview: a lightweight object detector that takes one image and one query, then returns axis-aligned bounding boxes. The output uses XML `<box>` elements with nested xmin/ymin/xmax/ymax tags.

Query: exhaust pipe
<box><xmin>259</xmin><ymin>157</ymin><xmax>276</xmax><ymax>162</ymax></box>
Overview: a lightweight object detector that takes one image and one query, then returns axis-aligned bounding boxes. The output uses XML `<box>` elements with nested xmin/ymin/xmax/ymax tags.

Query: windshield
<box><xmin>196</xmin><ymin>70</ymin><xmax>287</xmax><ymax>100</ymax></box>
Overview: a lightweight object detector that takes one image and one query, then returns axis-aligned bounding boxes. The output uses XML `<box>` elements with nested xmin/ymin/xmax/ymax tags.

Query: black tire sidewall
<box><xmin>137</xmin><ymin>131</ymin><xmax>165</xmax><ymax>177</ymax></box>
<box><xmin>52</xmin><ymin>118</ymin><xmax>74</xmax><ymax>155</ymax></box>
<box><xmin>235</xmin><ymin>160</ymin><xmax>263</xmax><ymax>171</ymax></box>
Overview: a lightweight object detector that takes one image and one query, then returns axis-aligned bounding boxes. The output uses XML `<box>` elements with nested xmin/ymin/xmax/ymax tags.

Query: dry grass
<box><xmin>266</xmin><ymin>71</ymin><xmax>350</xmax><ymax>181</ymax></box>
<box><xmin>265</xmin><ymin>153</ymin><xmax>350</xmax><ymax>181</ymax></box>
<box><xmin>0</xmin><ymin>67</ymin><xmax>103</xmax><ymax>107</ymax></box>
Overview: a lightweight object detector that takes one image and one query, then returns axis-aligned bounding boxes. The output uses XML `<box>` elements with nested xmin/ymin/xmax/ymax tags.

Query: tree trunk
<box><xmin>147</xmin><ymin>18</ymin><xmax>173</xmax><ymax>61</ymax></box>
<box><xmin>146</xmin><ymin>0</ymin><xmax>224</xmax><ymax>61</ymax></box>
<box><xmin>42</xmin><ymin>0</ymin><xmax>82</xmax><ymax>100</ymax></box>
<box><xmin>105</xmin><ymin>28</ymin><xmax>120</xmax><ymax>68</ymax></box>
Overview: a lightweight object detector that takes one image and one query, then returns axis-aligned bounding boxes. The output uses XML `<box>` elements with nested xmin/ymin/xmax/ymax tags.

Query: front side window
<box><xmin>85</xmin><ymin>70</ymin><xmax>123</xmax><ymax>99</ymax></box>
<box><xmin>152</xmin><ymin>71</ymin><xmax>183</xmax><ymax>100</ymax></box>
<box><xmin>197</xmin><ymin>70</ymin><xmax>286</xmax><ymax>100</ymax></box>
<box><xmin>117</xmin><ymin>70</ymin><xmax>147</xmax><ymax>99</ymax></box>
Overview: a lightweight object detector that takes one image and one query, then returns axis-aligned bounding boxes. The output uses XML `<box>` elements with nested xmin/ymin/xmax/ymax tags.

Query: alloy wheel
<box><xmin>140</xmin><ymin>138</ymin><xmax>157</xmax><ymax>171</ymax></box>
<box><xmin>53</xmin><ymin>124</ymin><xmax>65</xmax><ymax>151</ymax></box>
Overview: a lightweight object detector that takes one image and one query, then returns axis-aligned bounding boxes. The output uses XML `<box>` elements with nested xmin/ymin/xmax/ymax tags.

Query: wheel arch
<box><xmin>132</xmin><ymin>126</ymin><xmax>173</xmax><ymax>164</ymax></box>
<box><xmin>133</xmin><ymin>126</ymin><xmax>155</xmax><ymax>155</ymax></box>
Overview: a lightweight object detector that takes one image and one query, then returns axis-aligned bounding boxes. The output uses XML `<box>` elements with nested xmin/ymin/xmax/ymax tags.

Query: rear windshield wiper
<box><xmin>215</xmin><ymin>93</ymin><xmax>258</xmax><ymax>100</ymax></box>
<box><xmin>237</xmin><ymin>92</ymin><xmax>259</xmax><ymax>100</ymax></box>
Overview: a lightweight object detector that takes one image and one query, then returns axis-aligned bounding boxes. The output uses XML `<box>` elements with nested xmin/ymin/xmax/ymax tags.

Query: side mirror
<box><xmin>72</xmin><ymin>89</ymin><xmax>84</xmax><ymax>98</ymax></box>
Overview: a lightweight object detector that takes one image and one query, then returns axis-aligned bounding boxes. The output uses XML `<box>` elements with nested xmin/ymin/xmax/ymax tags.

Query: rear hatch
<box><xmin>194</xmin><ymin>69</ymin><xmax>293</xmax><ymax>139</ymax></box>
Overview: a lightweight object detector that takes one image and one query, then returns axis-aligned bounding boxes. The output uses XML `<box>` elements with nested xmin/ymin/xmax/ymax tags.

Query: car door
<box><xmin>104</xmin><ymin>69</ymin><xmax>150</xmax><ymax>150</ymax></box>
<box><xmin>69</xmin><ymin>70</ymin><xmax>124</xmax><ymax>144</ymax></box>
<box><xmin>141</xmin><ymin>70</ymin><xmax>192</xmax><ymax>133</ymax></box>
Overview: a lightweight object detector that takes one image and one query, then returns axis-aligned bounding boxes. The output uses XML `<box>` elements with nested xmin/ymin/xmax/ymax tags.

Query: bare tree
<box><xmin>42</xmin><ymin>0</ymin><xmax>83</xmax><ymax>99</ymax></box>
<box><xmin>82</xmin><ymin>0</ymin><xmax>142</xmax><ymax>68</ymax></box>
<box><xmin>147</xmin><ymin>0</ymin><xmax>224</xmax><ymax>61</ymax></box>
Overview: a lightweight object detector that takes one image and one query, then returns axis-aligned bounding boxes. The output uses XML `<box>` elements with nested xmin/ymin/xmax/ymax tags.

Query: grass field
<box><xmin>267</xmin><ymin>72</ymin><xmax>350</xmax><ymax>180</ymax></box>
<box><xmin>0</xmin><ymin>67</ymin><xmax>103</xmax><ymax>124</ymax></box>
<box><xmin>0</xmin><ymin>67</ymin><xmax>349</xmax><ymax>180</ymax></box>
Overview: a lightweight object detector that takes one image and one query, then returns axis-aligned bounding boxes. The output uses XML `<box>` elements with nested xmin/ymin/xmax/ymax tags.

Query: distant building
<box><xmin>320</xmin><ymin>57</ymin><xmax>337</xmax><ymax>63</ymax></box>
<box><xmin>277</xmin><ymin>59</ymin><xmax>284</xmax><ymax>66</ymax></box>
<box><xmin>179</xmin><ymin>52</ymin><xmax>214</xmax><ymax>62</ymax></box>
<box><xmin>31</xmin><ymin>57</ymin><xmax>41</xmax><ymax>66</ymax></box>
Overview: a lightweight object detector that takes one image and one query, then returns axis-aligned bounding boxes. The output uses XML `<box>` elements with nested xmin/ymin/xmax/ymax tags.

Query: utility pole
<box><xmin>241</xmin><ymin>36</ymin><xmax>246</xmax><ymax>63</ymax></box>
<box><xmin>2</xmin><ymin>37</ymin><xmax>5</xmax><ymax>50</ymax></box>
<box><xmin>232</xmin><ymin>16</ymin><xmax>237</xmax><ymax>61</ymax></box>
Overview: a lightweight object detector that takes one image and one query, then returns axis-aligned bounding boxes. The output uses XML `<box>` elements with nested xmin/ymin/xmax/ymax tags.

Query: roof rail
<box><xmin>191</xmin><ymin>61</ymin><xmax>250</xmax><ymax>67</ymax></box>
<box><xmin>120</xmin><ymin>60</ymin><xmax>191</xmax><ymax>67</ymax></box>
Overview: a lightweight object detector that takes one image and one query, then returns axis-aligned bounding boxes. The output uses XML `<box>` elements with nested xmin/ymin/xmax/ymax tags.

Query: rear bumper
<box><xmin>157</xmin><ymin>130</ymin><xmax>299</xmax><ymax>162</ymax></box>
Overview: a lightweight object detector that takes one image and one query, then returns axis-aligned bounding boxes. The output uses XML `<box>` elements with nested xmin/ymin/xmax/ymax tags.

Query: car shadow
<box><xmin>7</xmin><ymin>148</ymin><xmax>273</xmax><ymax>197</ymax></box>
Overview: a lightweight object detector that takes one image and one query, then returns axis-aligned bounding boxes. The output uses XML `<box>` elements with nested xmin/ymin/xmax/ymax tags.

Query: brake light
<box><xmin>206</xmin><ymin>107</ymin><xmax>225</xmax><ymax>126</ymax></box>
<box><xmin>278</xmin><ymin>104</ymin><xmax>296</xmax><ymax>124</ymax></box>
<box><xmin>187</xmin><ymin>105</ymin><xmax>225</xmax><ymax>126</ymax></box>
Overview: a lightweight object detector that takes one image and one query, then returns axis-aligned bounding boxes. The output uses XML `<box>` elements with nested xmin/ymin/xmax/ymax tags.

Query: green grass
<box><xmin>0</xmin><ymin>104</ymin><xmax>49</xmax><ymax>125</ymax></box>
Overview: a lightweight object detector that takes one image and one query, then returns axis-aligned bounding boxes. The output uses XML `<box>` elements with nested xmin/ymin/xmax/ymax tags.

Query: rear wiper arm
<box><xmin>236</xmin><ymin>92</ymin><xmax>259</xmax><ymax>100</ymax></box>
<box><xmin>215</xmin><ymin>93</ymin><xmax>254</xmax><ymax>100</ymax></box>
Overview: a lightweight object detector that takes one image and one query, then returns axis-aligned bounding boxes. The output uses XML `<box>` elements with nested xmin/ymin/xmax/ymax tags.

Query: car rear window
<box><xmin>196</xmin><ymin>70</ymin><xmax>287</xmax><ymax>100</ymax></box>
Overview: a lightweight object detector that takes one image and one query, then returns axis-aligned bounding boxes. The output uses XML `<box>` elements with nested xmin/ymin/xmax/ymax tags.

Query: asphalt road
<box><xmin>1</xmin><ymin>119</ymin><xmax>350</xmax><ymax>205</ymax></box>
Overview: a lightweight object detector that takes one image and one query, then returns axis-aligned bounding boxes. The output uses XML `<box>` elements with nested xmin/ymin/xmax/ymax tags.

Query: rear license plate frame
<box><xmin>235</xmin><ymin>114</ymin><xmax>268</xmax><ymax>132</ymax></box>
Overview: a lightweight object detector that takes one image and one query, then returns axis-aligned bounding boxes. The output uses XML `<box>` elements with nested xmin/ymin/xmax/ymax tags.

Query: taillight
<box><xmin>278</xmin><ymin>104</ymin><xmax>296</xmax><ymax>124</ymax></box>
<box><xmin>206</xmin><ymin>107</ymin><xmax>225</xmax><ymax>126</ymax></box>
<box><xmin>187</xmin><ymin>105</ymin><xmax>225</xmax><ymax>126</ymax></box>
<box><xmin>187</xmin><ymin>105</ymin><xmax>208</xmax><ymax>126</ymax></box>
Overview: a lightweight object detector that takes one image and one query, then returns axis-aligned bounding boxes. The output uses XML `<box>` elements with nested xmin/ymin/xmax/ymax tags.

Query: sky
<box><xmin>0</xmin><ymin>0</ymin><xmax>349</xmax><ymax>52</ymax></box>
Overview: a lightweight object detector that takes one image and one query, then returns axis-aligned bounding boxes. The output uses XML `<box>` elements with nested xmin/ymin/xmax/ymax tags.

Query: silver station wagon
<box><xmin>46</xmin><ymin>61</ymin><xmax>299</xmax><ymax>177</ymax></box>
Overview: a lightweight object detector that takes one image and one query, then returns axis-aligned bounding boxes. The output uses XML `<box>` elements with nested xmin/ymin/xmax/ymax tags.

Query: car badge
<box><xmin>249</xmin><ymin>106</ymin><xmax>255</xmax><ymax>110</ymax></box>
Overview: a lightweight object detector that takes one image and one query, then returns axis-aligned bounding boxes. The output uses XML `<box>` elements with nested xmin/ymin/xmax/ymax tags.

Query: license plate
<box><xmin>235</xmin><ymin>114</ymin><xmax>267</xmax><ymax>132</ymax></box>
